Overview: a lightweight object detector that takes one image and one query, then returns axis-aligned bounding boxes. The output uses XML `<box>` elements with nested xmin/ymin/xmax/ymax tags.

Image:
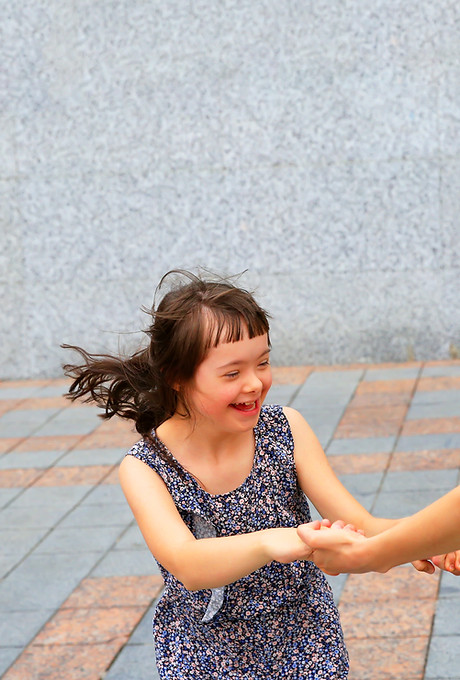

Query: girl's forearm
<box><xmin>364</xmin><ymin>487</ymin><xmax>460</xmax><ymax>572</ymax></box>
<box><xmin>169</xmin><ymin>527</ymin><xmax>313</xmax><ymax>591</ymax></box>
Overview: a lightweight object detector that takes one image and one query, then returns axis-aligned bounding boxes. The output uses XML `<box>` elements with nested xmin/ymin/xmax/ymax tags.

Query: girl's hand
<box><xmin>430</xmin><ymin>551</ymin><xmax>460</xmax><ymax>575</ymax></box>
<box><xmin>263</xmin><ymin>520</ymin><xmax>331</xmax><ymax>564</ymax></box>
<box><xmin>296</xmin><ymin>521</ymin><xmax>368</xmax><ymax>575</ymax></box>
<box><xmin>411</xmin><ymin>559</ymin><xmax>436</xmax><ymax>574</ymax></box>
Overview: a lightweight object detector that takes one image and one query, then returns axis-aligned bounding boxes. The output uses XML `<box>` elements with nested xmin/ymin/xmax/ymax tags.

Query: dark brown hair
<box><xmin>62</xmin><ymin>270</ymin><xmax>270</xmax><ymax>440</ymax></box>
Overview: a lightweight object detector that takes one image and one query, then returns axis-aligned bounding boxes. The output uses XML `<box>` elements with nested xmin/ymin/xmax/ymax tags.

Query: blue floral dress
<box><xmin>126</xmin><ymin>404</ymin><xmax>349</xmax><ymax>679</ymax></box>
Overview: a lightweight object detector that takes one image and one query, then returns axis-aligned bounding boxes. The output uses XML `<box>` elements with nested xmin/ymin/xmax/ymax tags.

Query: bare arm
<box><xmin>297</xmin><ymin>486</ymin><xmax>460</xmax><ymax>574</ymax></box>
<box><xmin>285</xmin><ymin>407</ymin><xmax>398</xmax><ymax>536</ymax></box>
<box><xmin>119</xmin><ymin>455</ymin><xmax>319</xmax><ymax>591</ymax></box>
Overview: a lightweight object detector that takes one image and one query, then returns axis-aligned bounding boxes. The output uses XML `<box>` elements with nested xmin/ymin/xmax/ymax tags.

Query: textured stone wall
<box><xmin>1</xmin><ymin>2</ymin><xmax>459</xmax><ymax>378</ymax></box>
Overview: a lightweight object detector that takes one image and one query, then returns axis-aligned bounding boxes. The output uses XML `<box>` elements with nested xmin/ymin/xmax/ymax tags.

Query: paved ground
<box><xmin>0</xmin><ymin>360</ymin><xmax>460</xmax><ymax>680</ymax></box>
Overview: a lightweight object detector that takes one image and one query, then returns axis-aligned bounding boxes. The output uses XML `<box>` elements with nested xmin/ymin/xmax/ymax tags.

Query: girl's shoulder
<box><xmin>125</xmin><ymin>435</ymin><xmax>164</xmax><ymax>475</ymax></box>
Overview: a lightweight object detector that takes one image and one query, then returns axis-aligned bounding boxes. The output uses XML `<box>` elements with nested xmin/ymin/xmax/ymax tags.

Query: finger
<box><xmin>320</xmin><ymin>518</ymin><xmax>332</xmax><ymax>528</ymax></box>
<box><xmin>330</xmin><ymin>520</ymin><xmax>346</xmax><ymax>530</ymax></box>
<box><xmin>413</xmin><ymin>559</ymin><xmax>435</xmax><ymax>574</ymax></box>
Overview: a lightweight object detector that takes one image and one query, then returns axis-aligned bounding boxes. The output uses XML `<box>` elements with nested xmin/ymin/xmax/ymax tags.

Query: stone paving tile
<box><xmin>340</xmin><ymin>565</ymin><xmax>440</xmax><ymax>603</ymax></box>
<box><xmin>0</xmin><ymin>450</ymin><xmax>65</xmax><ymax>469</ymax></box>
<box><xmin>346</xmin><ymin>636</ymin><xmax>427</xmax><ymax>679</ymax></box>
<box><xmin>380</xmin><ymin>469</ymin><xmax>458</xmax><ymax>493</ymax></box>
<box><xmin>355</xmin><ymin>378</ymin><xmax>417</xmax><ymax>394</ymax></box>
<box><xmin>363</xmin><ymin>366</ymin><xmax>421</xmax><ymax>381</ymax></box>
<box><xmin>335</xmin><ymin>405</ymin><xmax>407</xmax><ymax>438</ymax></box>
<box><xmin>340</xmin><ymin>598</ymin><xmax>435</xmax><ymax>638</ymax></box>
<box><xmin>422</xmin><ymin>363</ymin><xmax>460</xmax><ymax>377</ymax></box>
<box><xmin>425</xmin><ymin>637</ymin><xmax>460</xmax><ymax>678</ymax></box>
<box><xmin>90</xmin><ymin>548</ymin><xmax>160</xmax><ymax>578</ymax></box>
<box><xmin>32</xmin><ymin>464</ymin><xmax>115</xmax><ymax>486</ymax></box>
<box><xmin>58</xmin><ymin>502</ymin><xmax>133</xmax><ymax>528</ymax></box>
<box><xmin>104</xmin><ymin>643</ymin><xmax>160</xmax><ymax>680</ymax></box>
<box><xmin>32</xmin><ymin>524</ymin><xmax>126</xmax><ymax>555</ymax></box>
<box><xmin>12</xmin><ymin>434</ymin><xmax>85</xmax><ymax>452</ymax></box>
<box><xmin>62</xmin><ymin>575</ymin><xmax>163</xmax><ymax>609</ymax></box>
<box><xmin>349</xmin><ymin>391</ymin><xmax>412</xmax><ymax>407</ymax></box>
<box><xmin>327</xmin><ymin>435</ymin><xmax>396</xmax><ymax>454</ymax></box>
<box><xmin>432</xmin><ymin>598</ymin><xmax>460</xmax><ymax>636</ymax></box>
<box><xmin>373</xmin><ymin>489</ymin><xmax>455</xmax><ymax>518</ymax></box>
<box><xmin>271</xmin><ymin>366</ymin><xmax>312</xmax><ymax>384</ymax></box>
<box><xmin>418</xmin><ymin>376</ymin><xmax>460</xmax><ymax>391</ymax></box>
<box><xmin>0</xmin><ymin>468</ymin><xmax>45</xmax><ymax>488</ymax></box>
<box><xmin>56</xmin><ymin>447</ymin><xmax>126</xmax><ymax>467</ymax></box>
<box><xmin>2</xmin><ymin>641</ymin><xmax>123</xmax><ymax>680</ymax></box>
<box><xmin>329</xmin><ymin>452</ymin><xmax>390</xmax><ymax>475</ymax></box>
<box><xmin>389</xmin><ymin>449</ymin><xmax>460</xmax><ymax>471</ymax></box>
<box><xmin>402</xmin><ymin>417</ymin><xmax>460</xmax><ymax>436</ymax></box>
<box><xmin>396</xmin><ymin>432</ymin><xmax>460</xmax><ymax>452</ymax></box>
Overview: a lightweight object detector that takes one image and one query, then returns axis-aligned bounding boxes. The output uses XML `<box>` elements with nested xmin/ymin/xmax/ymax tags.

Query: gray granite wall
<box><xmin>2</xmin><ymin>2</ymin><xmax>459</xmax><ymax>379</ymax></box>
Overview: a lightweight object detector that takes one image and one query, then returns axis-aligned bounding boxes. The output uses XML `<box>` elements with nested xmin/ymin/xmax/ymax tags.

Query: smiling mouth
<box><xmin>231</xmin><ymin>400</ymin><xmax>259</xmax><ymax>412</ymax></box>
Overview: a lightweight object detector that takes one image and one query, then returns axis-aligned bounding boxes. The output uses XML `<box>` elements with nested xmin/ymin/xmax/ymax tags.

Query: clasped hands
<box><xmin>297</xmin><ymin>519</ymin><xmax>460</xmax><ymax>576</ymax></box>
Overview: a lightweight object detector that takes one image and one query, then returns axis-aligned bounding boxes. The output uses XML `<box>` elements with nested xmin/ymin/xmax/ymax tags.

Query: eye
<box><xmin>259</xmin><ymin>359</ymin><xmax>270</xmax><ymax>368</ymax></box>
<box><xmin>224</xmin><ymin>371</ymin><xmax>239</xmax><ymax>379</ymax></box>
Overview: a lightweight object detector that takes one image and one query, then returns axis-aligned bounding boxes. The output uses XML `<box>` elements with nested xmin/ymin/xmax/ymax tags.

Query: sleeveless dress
<box><xmin>126</xmin><ymin>404</ymin><xmax>349</xmax><ymax>679</ymax></box>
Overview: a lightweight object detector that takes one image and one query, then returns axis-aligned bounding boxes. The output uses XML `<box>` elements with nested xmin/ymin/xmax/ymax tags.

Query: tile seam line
<box><xmin>370</xmin><ymin>362</ymin><xmax>426</xmax><ymax>514</ymax></box>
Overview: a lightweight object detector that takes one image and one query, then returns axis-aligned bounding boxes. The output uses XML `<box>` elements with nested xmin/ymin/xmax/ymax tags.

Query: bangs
<box><xmin>200</xmin><ymin>307</ymin><xmax>270</xmax><ymax>354</ymax></box>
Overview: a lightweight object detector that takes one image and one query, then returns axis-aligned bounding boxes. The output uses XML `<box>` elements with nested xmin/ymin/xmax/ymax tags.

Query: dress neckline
<box><xmin>151</xmin><ymin>416</ymin><xmax>263</xmax><ymax>499</ymax></box>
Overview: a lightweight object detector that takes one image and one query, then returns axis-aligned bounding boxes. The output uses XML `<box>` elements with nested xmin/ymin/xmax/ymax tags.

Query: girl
<box><xmin>63</xmin><ymin>270</ymin><xmax>443</xmax><ymax>680</ymax></box>
<box><xmin>298</xmin><ymin>487</ymin><xmax>460</xmax><ymax>576</ymax></box>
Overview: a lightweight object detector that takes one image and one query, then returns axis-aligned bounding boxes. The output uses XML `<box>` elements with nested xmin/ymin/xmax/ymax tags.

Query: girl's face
<box><xmin>183</xmin><ymin>328</ymin><xmax>272</xmax><ymax>434</ymax></box>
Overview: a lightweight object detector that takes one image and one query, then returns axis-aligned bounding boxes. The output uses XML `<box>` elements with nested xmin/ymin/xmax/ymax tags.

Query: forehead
<box><xmin>201</xmin><ymin>330</ymin><xmax>270</xmax><ymax>367</ymax></box>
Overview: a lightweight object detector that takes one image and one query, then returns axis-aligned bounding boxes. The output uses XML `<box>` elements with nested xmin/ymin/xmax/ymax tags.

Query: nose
<box><xmin>242</xmin><ymin>371</ymin><xmax>263</xmax><ymax>394</ymax></box>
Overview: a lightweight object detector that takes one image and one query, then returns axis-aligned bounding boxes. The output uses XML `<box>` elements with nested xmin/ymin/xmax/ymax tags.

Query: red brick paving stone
<box><xmin>32</xmin><ymin>465</ymin><xmax>115</xmax><ymax>486</ymax></box>
<box><xmin>389</xmin><ymin>448</ymin><xmax>460</xmax><ymax>471</ymax></box>
<box><xmin>345</xmin><ymin>636</ymin><xmax>427</xmax><ymax>680</ymax></box>
<box><xmin>0</xmin><ymin>468</ymin><xmax>45</xmax><ymax>488</ymax></box>
<box><xmin>335</xmin><ymin>405</ymin><xmax>407</xmax><ymax>439</ymax></box>
<box><xmin>0</xmin><ymin>438</ymin><xmax>23</xmax><ymax>454</ymax></box>
<box><xmin>14</xmin><ymin>396</ymin><xmax>71</xmax><ymax>410</ymax></box>
<box><xmin>101</xmin><ymin>466</ymin><xmax>122</xmax><ymax>485</ymax></box>
<box><xmin>62</xmin><ymin>575</ymin><xmax>163</xmax><ymax>608</ymax></box>
<box><xmin>355</xmin><ymin>379</ymin><xmax>416</xmax><ymax>395</ymax></box>
<box><xmin>2</xmin><ymin>641</ymin><xmax>122</xmax><ymax>680</ymax></box>
<box><xmin>348</xmin><ymin>392</ymin><xmax>412</xmax><ymax>408</ymax></box>
<box><xmin>271</xmin><ymin>365</ymin><xmax>312</xmax><ymax>384</ymax></box>
<box><xmin>401</xmin><ymin>416</ymin><xmax>460</xmax><ymax>436</ymax></box>
<box><xmin>0</xmin><ymin>379</ymin><xmax>52</xmax><ymax>389</ymax></box>
<box><xmin>417</xmin><ymin>376</ymin><xmax>460</xmax><ymax>391</ymax></box>
<box><xmin>340</xmin><ymin>598</ymin><xmax>434</xmax><ymax>638</ymax></box>
<box><xmin>328</xmin><ymin>453</ymin><xmax>390</xmax><ymax>475</ymax></box>
<box><xmin>33</xmin><ymin>606</ymin><xmax>146</xmax><ymax>645</ymax></box>
<box><xmin>340</xmin><ymin>565</ymin><xmax>440</xmax><ymax>603</ymax></box>
<box><xmin>12</xmin><ymin>435</ymin><xmax>85</xmax><ymax>452</ymax></box>
<box><xmin>0</xmin><ymin>400</ymin><xmax>25</xmax><ymax>416</ymax></box>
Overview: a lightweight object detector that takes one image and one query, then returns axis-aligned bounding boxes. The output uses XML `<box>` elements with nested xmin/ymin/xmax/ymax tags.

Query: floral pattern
<box><xmin>126</xmin><ymin>404</ymin><xmax>349</xmax><ymax>679</ymax></box>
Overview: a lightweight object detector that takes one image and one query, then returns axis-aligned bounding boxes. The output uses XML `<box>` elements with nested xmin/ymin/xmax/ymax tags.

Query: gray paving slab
<box><xmin>2</xmin><ymin>527</ymin><xmax>49</xmax><ymax>555</ymax></box>
<box><xmin>0</xmin><ymin>450</ymin><xmax>65</xmax><ymax>469</ymax></box>
<box><xmin>0</xmin><ymin>554</ymin><xmax>25</xmax><ymax>579</ymax></box>
<box><xmin>104</xmin><ymin>643</ymin><xmax>160</xmax><ymax>680</ymax></box>
<box><xmin>32</xmin><ymin>407</ymin><xmax>101</xmax><ymax>436</ymax></box>
<box><xmin>9</xmin><ymin>485</ymin><xmax>92</xmax><ymax>508</ymax></box>
<box><xmin>32</xmin><ymin>524</ymin><xmax>126</xmax><ymax>555</ymax></box>
<box><xmin>432</xmin><ymin>599</ymin><xmax>460</xmax><ymax>636</ymax></box>
<box><xmin>338</xmin><ymin>472</ymin><xmax>384</xmax><ymax>497</ymax></box>
<box><xmin>363</xmin><ymin>366</ymin><xmax>421</xmax><ymax>381</ymax></box>
<box><xmin>114</xmin><ymin>523</ymin><xmax>148</xmax><ymax>551</ymax></box>
<box><xmin>425</xmin><ymin>637</ymin><xmax>460</xmax><ymax>678</ymax></box>
<box><xmin>421</xmin><ymin>365</ymin><xmax>460</xmax><ymax>378</ymax></box>
<box><xmin>438</xmin><ymin>572</ymin><xmax>460</xmax><ymax>599</ymax></box>
<box><xmin>127</xmin><ymin>601</ymin><xmax>157</xmax><ymax>645</ymax></box>
<box><xmin>34</xmin><ymin>384</ymin><xmax>70</xmax><ymax>397</ymax></box>
<box><xmin>396</xmin><ymin>432</ymin><xmax>460</xmax><ymax>452</ymax></box>
<box><xmin>0</xmin><ymin>408</ymin><xmax>63</xmax><ymax>438</ymax></box>
<box><xmin>83</xmin><ymin>484</ymin><xmax>127</xmax><ymax>505</ymax></box>
<box><xmin>0</xmin><ymin>648</ymin><xmax>23</xmax><ymax>678</ymax></box>
<box><xmin>90</xmin><ymin>549</ymin><xmax>160</xmax><ymax>578</ymax></box>
<box><xmin>412</xmin><ymin>390</ymin><xmax>460</xmax><ymax>405</ymax></box>
<box><xmin>56</xmin><ymin>447</ymin><xmax>126</xmax><ymax>467</ymax></box>
<box><xmin>0</xmin><ymin>608</ymin><xmax>54</xmax><ymax>647</ymax></box>
<box><xmin>372</xmin><ymin>489</ymin><xmax>449</xmax><ymax>519</ymax></box>
<box><xmin>265</xmin><ymin>384</ymin><xmax>301</xmax><ymax>406</ymax></box>
<box><xmin>407</xmin><ymin>401</ymin><xmax>460</xmax><ymax>420</ymax></box>
<box><xmin>0</xmin><ymin>504</ymin><xmax>72</xmax><ymax>529</ymax></box>
<box><xmin>327</xmin><ymin>436</ymin><xmax>396</xmax><ymax>455</ymax></box>
<box><xmin>380</xmin><ymin>469</ymin><xmax>458</xmax><ymax>493</ymax></box>
<box><xmin>298</xmin><ymin>370</ymin><xmax>364</xmax><ymax>398</ymax></box>
<box><xmin>0</xmin><ymin>386</ymin><xmax>42</xmax><ymax>400</ymax></box>
<box><xmin>0</xmin><ymin>488</ymin><xmax>22</xmax><ymax>508</ymax></box>
<box><xmin>59</xmin><ymin>502</ymin><xmax>134</xmax><ymax>528</ymax></box>
<box><xmin>0</xmin><ymin>551</ymin><xmax>100</xmax><ymax>611</ymax></box>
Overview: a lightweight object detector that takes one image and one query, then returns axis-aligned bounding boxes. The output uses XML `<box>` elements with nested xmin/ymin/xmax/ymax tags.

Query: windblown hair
<box><xmin>62</xmin><ymin>270</ymin><xmax>270</xmax><ymax>440</ymax></box>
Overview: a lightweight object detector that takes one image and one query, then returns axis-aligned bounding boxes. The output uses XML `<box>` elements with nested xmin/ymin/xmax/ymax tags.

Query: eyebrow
<box><xmin>217</xmin><ymin>348</ymin><xmax>271</xmax><ymax>370</ymax></box>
